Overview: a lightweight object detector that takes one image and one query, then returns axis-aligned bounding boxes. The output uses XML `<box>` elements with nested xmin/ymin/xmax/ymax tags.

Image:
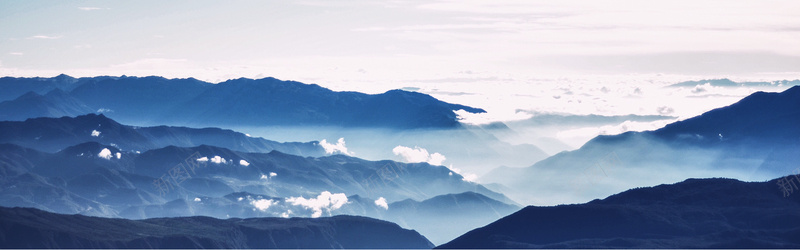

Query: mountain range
<box><xmin>0</xmin><ymin>113</ymin><xmax>518</xmax><ymax>245</ymax></box>
<box><xmin>0</xmin><ymin>75</ymin><xmax>485</xmax><ymax>129</ymax></box>
<box><xmin>0</xmin><ymin>113</ymin><xmax>323</xmax><ymax>156</ymax></box>
<box><xmin>0</xmin><ymin>75</ymin><xmax>550</xmax><ymax>177</ymax></box>
<box><xmin>668</xmin><ymin>78</ymin><xmax>800</xmax><ymax>88</ymax></box>
<box><xmin>0</xmin><ymin>206</ymin><xmax>434</xmax><ymax>249</ymax></box>
<box><xmin>482</xmin><ymin>85</ymin><xmax>800</xmax><ymax>205</ymax></box>
<box><xmin>2</xmin><ymin>75</ymin><xmax>799</xmax><ymax>248</ymax></box>
<box><xmin>439</xmin><ymin>176</ymin><xmax>800</xmax><ymax>248</ymax></box>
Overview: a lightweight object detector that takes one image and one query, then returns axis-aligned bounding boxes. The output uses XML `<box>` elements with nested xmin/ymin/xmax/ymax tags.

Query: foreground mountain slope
<box><xmin>0</xmin><ymin>206</ymin><xmax>434</xmax><ymax>249</ymax></box>
<box><xmin>439</xmin><ymin>177</ymin><xmax>800</xmax><ymax>249</ymax></box>
<box><xmin>0</xmin><ymin>114</ymin><xmax>322</xmax><ymax>156</ymax></box>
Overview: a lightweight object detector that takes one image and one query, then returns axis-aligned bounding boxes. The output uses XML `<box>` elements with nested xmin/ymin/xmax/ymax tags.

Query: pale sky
<box><xmin>2</xmin><ymin>0</ymin><xmax>799</xmax><ymax>125</ymax></box>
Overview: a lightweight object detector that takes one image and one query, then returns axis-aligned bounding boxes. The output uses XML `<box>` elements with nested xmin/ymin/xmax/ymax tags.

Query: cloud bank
<box><xmin>251</xmin><ymin>199</ymin><xmax>276</xmax><ymax>212</ymax></box>
<box><xmin>392</xmin><ymin>145</ymin><xmax>446</xmax><ymax>166</ymax></box>
<box><xmin>286</xmin><ymin>191</ymin><xmax>348</xmax><ymax>218</ymax></box>
<box><xmin>98</xmin><ymin>148</ymin><xmax>112</xmax><ymax>160</ymax></box>
<box><xmin>374</xmin><ymin>197</ymin><xmax>388</xmax><ymax>210</ymax></box>
<box><xmin>320</xmin><ymin>138</ymin><xmax>353</xmax><ymax>156</ymax></box>
<box><xmin>210</xmin><ymin>156</ymin><xmax>226</xmax><ymax>164</ymax></box>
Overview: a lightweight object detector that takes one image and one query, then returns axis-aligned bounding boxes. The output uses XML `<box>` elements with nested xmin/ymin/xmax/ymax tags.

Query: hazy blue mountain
<box><xmin>0</xmin><ymin>89</ymin><xmax>94</xmax><ymax>121</ymax></box>
<box><xmin>668</xmin><ymin>78</ymin><xmax>799</xmax><ymax>88</ymax></box>
<box><xmin>0</xmin><ymin>142</ymin><xmax>511</xmax><ymax>218</ymax></box>
<box><xmin>0</xmin><ymin>113</ymin><xmax>323</xmax><ymax>156</ymax></box>
<box><xmin>483</xmin><ymin>86</ymin><xmax>800</xmax><ymax>204</ymax></box>
<box><xmin>0</xmin><ymin>74</ymin><xmax>85</xmax><ymax>102</ymax></box>
<box><xmin>121</xmin><ymin>191</ymin><xmax>518</xmax><ymax>245</ymax></box>
<box><xmin>0</xmin><ymin>75</ymin><xmax>544</xmax><ymax>175</ymax></box>
<box><xmin>438</xmin><ymin>177</ymin><xmax>800</xmax><ymax>249</ymax></box>
<box><xmin>0</xmin><ymin>141</ymin><xmax>515</xmax><ymax>244</ymax></box>
<box><xmin>131</xmin><ymin>144</ymin><xmax>510</xmax><ymax>204</ymax></box>
<box><xmin>0</xmin><ymin>206</ymin><xmax>434</xmax><ymax>249</ymax></box>
<box><xmin>653</xmin><ymin>85</ymin><xmax>800</xmax><ymax>146</ymax></box>
<box><xmin>0</xmin><ymin>75</ymin><xmax>485</xmax><ymax>129</ymax></box>
<box><xmin>68</xmin><ymin>76</ymin><xmax>212</xmax><ymax>124</ymax></box>
<box><xmin>382</xmin><ymin>191</ymin><xmax>520</xmax><ymax>245</ymax></box>
<box><xmin>163</xmin><ymin>77</ymin><xmax>485</xmax><ymax>128</ymax></box>
<box><xmin>506</xmin><ymin>113</ymin><xmax>677</xmax><ymax>127</ymax></box>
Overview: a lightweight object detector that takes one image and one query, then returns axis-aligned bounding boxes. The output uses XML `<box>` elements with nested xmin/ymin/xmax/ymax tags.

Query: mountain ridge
<box><xmin>0</xmin><ymin>75</ymin><xmax>485</xmax><ymax>129</ymax></box>
<box><xmin>0</xmin><ymin>206</ymin><xmax>435</xmax><ymax>249</ymax></box>
<box><xmin>438</xmin><ymin>176</ymin><xmax>800</xmax><ymax>249</ymax></box>
<box><xmin>0</xmin><ymin>113</ymin><xmax>323</xmax><ymax>156</ymax></box>
<box><xmin>482</xmin><ymin>86</ymin><xmax>800</xmax><ymax>205</ymax></box>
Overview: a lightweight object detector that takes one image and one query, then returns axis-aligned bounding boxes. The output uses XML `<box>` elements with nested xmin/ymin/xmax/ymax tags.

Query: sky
<box><xmin>2</xmin><ymin>0</ymin><xmax>799</xmax><ymax>126</ymax></box>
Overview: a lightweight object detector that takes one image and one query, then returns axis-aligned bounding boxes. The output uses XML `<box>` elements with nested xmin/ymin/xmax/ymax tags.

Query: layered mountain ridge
<box><xmin>0</xmin><ymin>75</ymin><xmax>485</xmax><ymax>129</ymax></box>
<box><xmin>483</xmin><ymin>85</ymin><xmax>800</xmax><ymax>205</ymax></box>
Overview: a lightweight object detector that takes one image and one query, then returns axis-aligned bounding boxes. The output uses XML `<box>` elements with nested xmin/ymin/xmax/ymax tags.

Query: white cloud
<box><xmin>194</xmin><ymin>197</ymin><xmax>201</xmax><ymax>202</ymax></box>
<box><xmin>28</xmin><ymin>35</ymin><xmax>62</xmax><ymax>40</ymax></box>
<box><xmin>260</xmin><ymin>172</ymin><xmax>277</xmax><ymax>180</ymax></box>
<box><xmin>280</xmin><ymin>210</ymin><xmax>292</xmax><ymax>218</ymax></box>
<box><xmin>286</xmin><ymin>191</ymin><xmax>348</xmax><ymax>218</ymax></box>
<box><xmin>237</xmin><ymin>197</ymin><xmax>244</xmax><ymax>202</ymax></box>
<box><xmin>446</xmin><ymin>164</ymin><xmax>478</xmax><ymax>182</ymax></box>
<box><xmin>319</xmin><ymin>138</ymin><xmax>353</xmax><ymax>156</ymax></box>
<box><xmin>374</xmin><ymin>197</ymin><xmax>388</xmax><ymax>210</ymax></box>
<box><xmin>8</xmin><ymin>52</ymin><xmax>23</xmax><ymax>56</ymax></box>
<box><xmin>196</xmin><ymin>155</ymin><xmax>229</xmax><ymax>164</ymax></box>
<box><xmin>251</xmin><ymin>199</ymin><xmax>276</xmax><ymax>211</ymax></box>
<box><xmin>392</xmin><ymin>145</ymin><xmax>446</xmax><ymax>166</ymax></box>
<box><xmin>461</xmin><ymin>173</ymin><xmax>478</xmax><ymax>182</ymax></box>
<box><xmin>78</xmin><ymin>7</ymin><xmax>103</xmax><ymax>11</ymax></box>
<box><xmin>115</xmin><ymin>152</ymin><xmax>121</xmax><ymax>159</ymax></box>
<box><xmin>429</xmin><ymin>153</ymin><xmax>446</xmax><ymax>166</ymax></box>
<box><xmin>392</xmin><ymin>145</ymin><xmax>477</xmax><ymax>181</ymax></box>
<box><xmin>210</xmin><ymin>155</ymin><xmax>226</xmax><ymax>164</ymax></box>
<box><xmin>91</xmin><ymin>130</ymin><xmax>101</xmax><ymax>137</ymax></box>
<box><xmin>98</xmin><ymin>148</ymin><xmax>113</xmax><ymax>160</ymax></box>
<box><xmin>239</xmin><ymin>159</ymin><xmax>250</xmax><ymax>166</ymax></box>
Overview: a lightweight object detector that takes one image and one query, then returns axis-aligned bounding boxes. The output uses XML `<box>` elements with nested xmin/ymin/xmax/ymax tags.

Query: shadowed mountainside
<box><xmin>0</xmin><ymin>206</ymin><xmax>434</xmax><ymax>249</ymax></box>
<box><xmin>439</xmin><ymin>176</ymin><xmax>800</xmax><ymax>249</ymax></box>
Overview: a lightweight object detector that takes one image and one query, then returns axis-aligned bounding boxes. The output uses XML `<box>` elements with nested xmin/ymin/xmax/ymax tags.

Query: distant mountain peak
<box><xmin>16</xmin><ymin>91</ymin><xmax>42</xmax><ymax>99</ymax></box>
<box><xmin>53</xmin><ymin>73</ymin><xmax>76</xmax><ymax>81</ymax></box>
